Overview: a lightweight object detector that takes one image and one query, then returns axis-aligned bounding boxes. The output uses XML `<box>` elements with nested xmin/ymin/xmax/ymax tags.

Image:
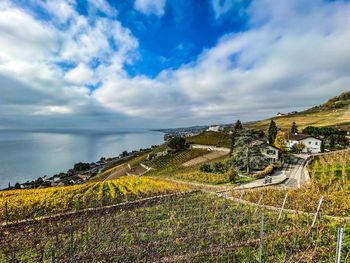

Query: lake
<box><xmin>0</xmin><ymin>129</ymin><xmax>164</xmax><ymax>188</ymax></box>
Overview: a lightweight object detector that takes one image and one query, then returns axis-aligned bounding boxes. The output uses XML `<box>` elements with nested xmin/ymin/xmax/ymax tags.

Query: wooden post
<box><xmin>311</xmin><ymin>195</ymin><xmax>323</xmax><ymax>227</ymax></box>
<box><xmin>253</xmin><ymin>193</ymin><xmax>264</xmax><ymax>216</ymax></box>
<box><xmin>259</xmin><ymin>212</ymin><xmax>264</xmax><ymax>263</ymax></box>
<box><xmin>278</xmin><ymin>193</ymin><xmax>288</xmax><ymax>221</ymax></box>
<box><xmin>235</xmin><ymin>191</ymin><xmax>244</xmax><ymax>210</ymax></box>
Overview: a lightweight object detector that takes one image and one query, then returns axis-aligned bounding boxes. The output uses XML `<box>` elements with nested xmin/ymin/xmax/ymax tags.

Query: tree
<box><xmin>268</xmin><ymin>120</ymin><xmax>278</xmax><ymax>145</ymax></box>
<box><xmin>15</xmin><ymin>182</ymin><xmax>21</xmax><ymax>189</ymax></box>
<box><xmin>168</xmin><ymin>137</ymin><xmax>186</xmax><ymax>150</ymax></box>
<box><xmin>230</xmin><ymin>128</ymin><xmax>237</xmax><ymax>156</ymax></box>
<box><xmin>330</xmin><ymin>135</ymin><xmax>335</xmax><ymax>148</ymax></box>
<box><xmin>274</xmin><ymin>132</ymin><xmax>287</xmax><ymax>151</ymax></box>
<box><xmin>291</xmin><ymin>122</ymin><xmax>298</xmax><ymax>134</ymax></box>
<box><xmin>74</xmin><ymin>162</ymin><xmax>90</xmax><ymax>171</ymax></box>
<box><xmin>229</xmin><ymin>168</ymin><xmax>238</xmax><ymax>183</ymax></box>
<box><xmin>320</xmin><ymin>141</ymin><xmax>325</xmax><ymax>153</ymax></box>
<box><xmin>234</xmin><ymin>120</ymin><xmax>243</xmax><ymax>130</ymax></box>
<box><xmin>290</xmin><ymin>142</ymin><xmax>305</xmax><ymax>153</ymax></box>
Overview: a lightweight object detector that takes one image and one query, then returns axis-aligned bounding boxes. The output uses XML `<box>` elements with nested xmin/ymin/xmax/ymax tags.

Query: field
<box><xmin>181</xmin><ymin>151</ymin><xmax>228</xmax><ymax>167</ymax></box>
<box><xmin>186</xmin><ymin>131</ymin><xmax>231</xmax><ymax>148</ymax></box>
<box><xmin>231</xmin><ymin>150</ymin><xmax>350</xmax><ymax>217</ymax></box>
<box><xmin>144</xmin><ymin>149</ymin><xmax>234</xmax><ymax>185</ymax></box>
<box><xmin>1</xmin><ymin>191</ymin><xmax>349</xmax><ymax>262</ymax></box>
<box><xmin>246</xmin><ymin>106</ymin><xmax>350</xmax><ymax>131</ymax></box>
<box><xmin>0</xmin><ymin>177</ymin><xmax>190</xmax><ymax>222</ymax></box>
<box><xmin>144</xmin><ymin>149</ymin><xmax>209</xmax><ymax>176</ymax></box>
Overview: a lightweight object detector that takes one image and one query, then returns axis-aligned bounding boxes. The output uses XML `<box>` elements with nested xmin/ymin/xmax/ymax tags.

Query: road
<box><xmin>232</xmin><ymin>154</ymin><xmax>310</xmax><ymax>190</ymax></box>
<box><xmin>281</xmin><ymin>154</ymin><xmax>310</xmax><ymax>188</ymax></box>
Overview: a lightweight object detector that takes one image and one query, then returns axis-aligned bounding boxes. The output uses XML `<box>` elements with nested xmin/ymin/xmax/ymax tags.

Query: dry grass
<box><xmin>247</xmin><ymin>106</ymin><xmax>350</xmax><ymax>131</ymax></box>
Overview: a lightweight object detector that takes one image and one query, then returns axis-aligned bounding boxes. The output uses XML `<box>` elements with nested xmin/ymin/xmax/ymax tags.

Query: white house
<box><xmin>287</xmin><ymin>134</ymin><xmax>322</xmax><ymax>154</ymax></box>
<box><xmin>261</xmin><ymin>144</ymin><xmax>280</xmax><ymax>163</ymax></box>
<box><xmin>207</xmin><ymin>125</ymin><xmax>223</xmax><ymax>132</ymax></box>
<box><xmin>250</xmin><ymin>141</ymin><xmax>280</xmax><ymax>163</ymax></box>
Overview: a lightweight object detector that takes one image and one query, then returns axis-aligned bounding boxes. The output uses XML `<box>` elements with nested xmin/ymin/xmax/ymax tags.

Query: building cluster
<box><xmin>276</xmin><ymin>111</ymin><xmax>298</xmax><ymax>117</ymax></box>
<box><xmin>16</xmin><ymin>145</ymin><xmax>161</xmax><ymax>190</ymax></box>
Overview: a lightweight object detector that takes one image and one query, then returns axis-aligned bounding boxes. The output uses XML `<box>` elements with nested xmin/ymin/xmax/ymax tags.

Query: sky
<box><xmin>1</xmin><ymin>0</ymin><xmax>350</xmax><ymax>130</ymax></box>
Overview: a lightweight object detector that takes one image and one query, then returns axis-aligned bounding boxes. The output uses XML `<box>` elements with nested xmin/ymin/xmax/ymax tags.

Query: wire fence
<box><xmin>1</xmin><ymin>191</ymin><xmax>349</xmax><ymax>262</ymax></box>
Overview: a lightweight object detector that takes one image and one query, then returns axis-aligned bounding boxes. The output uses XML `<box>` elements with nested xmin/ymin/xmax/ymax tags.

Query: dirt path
<box><xmin>181</xmin><ymin>151</ymin><xmax>228</xmax><ymax>167</ymax></box>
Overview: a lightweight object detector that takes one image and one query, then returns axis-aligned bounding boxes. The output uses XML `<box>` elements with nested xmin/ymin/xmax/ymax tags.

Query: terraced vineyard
<box><xmin>308</xmin><ymin>151</ymin><xmax>350</xmax><ymax>192</ymax></box>
<box><xmin>0</xmin><ymin>177</ymin><xmax>190</xmax><ymax>222</ymax></box>
<box><xmin>186</xmin><ymin>131</ymin><xmax>231</xmax><ymax>148</ymax></box>
<box><xmin>1</xmin><ymin>192</ymin><xmax>349</xmax><ymax>262</ymax></box>
<box><xmin>231</xmin><ymin>150</ymin><xmax>350</xmax><ymax>217</ymax></box>
<box><xmin>144</xmin><ymin>149</ymin><xmax>208</xmax><ymax>176</ymax></box>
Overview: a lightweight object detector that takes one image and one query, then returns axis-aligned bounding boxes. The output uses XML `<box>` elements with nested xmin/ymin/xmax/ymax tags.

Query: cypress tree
<box><xmin>230</xmin><ymin>128</ymin><xmax>237</xmax><ymax>156</ymax></box>
<box><xmin>268</xmin><ymin>120</ymin><xmax>278</xmax><ymax>145</ymax></box>
<box><xmin>330</xmin><ymin>135</ymin><xmax>335</xmax><ymax>148</ymax></box>
<box><xmin>320</xmin><ymin>141</ymin><xmax>325</xmax><ymax>153</ymax></box>
<box><xmin>234</xmin><ymin>120</ymin><xmax>243</xmax><ymax>130</ymax></box>
<box><xmin>291</xmin><ymin>122</ymin><xmax>298</xmax><ymax>134</ymax></box>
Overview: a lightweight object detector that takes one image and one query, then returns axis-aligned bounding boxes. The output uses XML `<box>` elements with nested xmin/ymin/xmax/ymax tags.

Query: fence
<box><xmin>1</xmin><ymin>191</ymin><xmax>349</xmax><ymax>262</ymax></box>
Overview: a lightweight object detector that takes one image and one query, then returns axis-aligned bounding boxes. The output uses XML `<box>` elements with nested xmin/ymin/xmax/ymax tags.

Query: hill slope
<box><xmin>247</xmin><ymin>91</ymin><xmax>350</xmax><ymax>131</ymax></box>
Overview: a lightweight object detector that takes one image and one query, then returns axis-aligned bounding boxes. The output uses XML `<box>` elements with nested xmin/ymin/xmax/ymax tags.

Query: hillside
<box><xmin>247</xmin><ymin>91</ymin><xmax>350</xmax><ymax>131</ymax></box>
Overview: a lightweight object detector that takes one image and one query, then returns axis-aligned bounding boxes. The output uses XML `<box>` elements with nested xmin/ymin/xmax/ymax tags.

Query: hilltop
<box><xmin>247</xmin><ymin>91</ymin><xmax>350</xmax><ymax>131</ymax></box>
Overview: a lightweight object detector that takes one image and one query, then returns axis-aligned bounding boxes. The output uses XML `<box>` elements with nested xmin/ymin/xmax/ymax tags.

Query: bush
<box><xmin>253</xmin><ymin>161</ymin><xmax>282</xmax><ymax>178</ymax></box>
<box><xmin>213</xmin><ymin>162</ymin><xmax>228</xmax><ymax>174</ymax></box>
<box><xmin>200</xmin><ymin>164</ymin><xmax>212</xmax><ymax>173</ymax></box>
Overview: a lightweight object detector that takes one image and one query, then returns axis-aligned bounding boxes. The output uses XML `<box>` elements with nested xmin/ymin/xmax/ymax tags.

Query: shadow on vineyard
<box><xmin>1</xmin><ymin>191</ymin><xmax>349</xmax><ymax>262</ymax></box>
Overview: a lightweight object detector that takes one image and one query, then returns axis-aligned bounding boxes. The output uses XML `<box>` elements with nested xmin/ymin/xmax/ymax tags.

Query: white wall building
<box><xmin>260</xmin><ymin>144</ymin><xmax>280</xmax><ymax>163</ymax></box>
<box><xmin>207</xmin><ymin>125</ymin><xmax>223</xmax><ymax>132</ymax></box>
<box><xmin>287</xmin><ymin>134</ymin><xmax>322</xmax><ymax>154</ymax></box>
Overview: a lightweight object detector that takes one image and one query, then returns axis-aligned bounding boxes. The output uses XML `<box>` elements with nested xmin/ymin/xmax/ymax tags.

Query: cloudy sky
<box><xmin>1</xmin><ymin>0</ymin><xmax>350</xmax><ymax>130</ymax></box>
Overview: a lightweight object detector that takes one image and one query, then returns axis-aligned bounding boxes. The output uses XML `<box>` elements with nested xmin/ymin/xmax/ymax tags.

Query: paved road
<box><xmin>232</xmin><ymin>154</ymin><xmax>310</xmax><ymax>190</ymax></box>
<box><xmin>281</xmin><ymin>154</ymin><xmax>309</xmax><ymax>188</ymax></box>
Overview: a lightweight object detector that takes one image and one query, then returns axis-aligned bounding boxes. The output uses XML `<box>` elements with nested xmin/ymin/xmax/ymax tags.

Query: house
<box><xmin>261</xmin><ymin>144</ymin><xmax>280</xmax><ymax>163</ymax></box>
<box><xmin>77</xmin><ymin>174</ymin><xmax>88</xmax><ymax>181</ymax></box>
<box><xmin>207</xmin><ymin>125</ymin><xmax>223</xmax><ymax>132</ymax></box>
<box><xmin>287</xmin><ymin>134</ymin><xmax>322</xmax><ymax>153</ymax></box>
<box><xmin>276</xmin><ymin>112</ymin><xmax>286</xmax><ymax>117</ymax></box>
<box><xmin>250</xmin><ymin>141</ymin><xmax>280</xmax><ymax>164</ymax></box>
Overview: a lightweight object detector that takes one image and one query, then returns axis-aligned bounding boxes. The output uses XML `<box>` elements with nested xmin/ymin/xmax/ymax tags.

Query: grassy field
<box><xmin>1</xmin><ymin>192</ymin><xmax>348</xmax><ymax>262</ymax></box>
<box><xmin>186</xmin><ymin>131</ymin><xmax>231</xmax><ymax>148</ymax></box>
<box><xmin>0</xmin><ymin>177</ymin><xmax>189</xmax><ymax>222</ymax></box>
<box><xmin>247</xmin><ymin>106</ymin><xmax>350</xmax><ymax>131</ymax></box>
<box><xmin>231</xmin><ymin>150</ymin><xmax>350</xmax><ymax>217</ymax></box>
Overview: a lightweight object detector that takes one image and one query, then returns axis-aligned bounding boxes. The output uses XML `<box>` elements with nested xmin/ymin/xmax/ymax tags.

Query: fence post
<box><xmin>221</xmin><ymin>202</ymin><xmax>226</xmax><ymax>246</ymax></box>
<box><xmin>5</xmin><ymin>201</ymin><xmax>8</xmax><ymax>226</ymax></box>
<box><xmin>70</xmin><ymin>224</ymin><xmax>74</xmax><ymax>256</ymax></box>
<box><xmin>278</xmin><ymin>193</ymin><xmax>288</xmax><ymax>221</ymax></box>
<box><xmin>235</xmin><ymin>191</ymin><xmax>244</xmax><ymax>210</ymax></box>
<box><xmin>259</xmin><ymin>212</ymin><xmax>264</xmax><ymax>263</ymax></box>
<box><xmin>253</xmin><ymin>193</ymin><xmax>264</xmax><ymax>216</ymax></box>
<box><xmin>335</xmin><ymin>227</ymin><xmax>345</xmax><ymax>263</ymax></box>
<box><xmin>51</xmin><ymin>248</ymin><xmax>55</xmax><ymax>263</ymax></box>
<box><xmin>198</xmin><ymin>201</ymin><xmax>201</xmax><ymax>234</ymax></box>
<box><xmin>311</xmin><ymin>195</ymin><xmax>323</xmax><ymax>227</ymax></box>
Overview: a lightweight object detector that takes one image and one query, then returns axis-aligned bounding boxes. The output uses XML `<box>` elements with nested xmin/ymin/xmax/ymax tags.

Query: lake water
<box><xmin>0</xmin><ymin>129</ymin><xmax>164</xmax><ymax>188</ymax></box>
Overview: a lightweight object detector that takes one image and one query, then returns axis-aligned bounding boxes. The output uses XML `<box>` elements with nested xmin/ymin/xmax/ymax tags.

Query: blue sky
<box><xmin>0</xmin><ymin>0</ymin><xmax>350</xmax><ymax>130</ymax></box>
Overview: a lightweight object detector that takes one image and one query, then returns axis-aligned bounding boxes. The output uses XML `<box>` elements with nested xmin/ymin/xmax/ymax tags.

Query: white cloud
<box><xmin>1</xmin><ymin>0</ymin><xmax>350</xmax><ymax>129</ymax></box>
<box><xmin>42</xmin><ymin>0</ymin><xmax>77</xmax><ymax>24</ymax></box>
<box><xmin>64</xmin><ymin>63</ymin><xmax>94</xmax><ymax>85</ymax></box>
<box><xmin>134</xmin><ymin>0</ymin><xmax>166</xmax><ymax>16</ymax></box>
